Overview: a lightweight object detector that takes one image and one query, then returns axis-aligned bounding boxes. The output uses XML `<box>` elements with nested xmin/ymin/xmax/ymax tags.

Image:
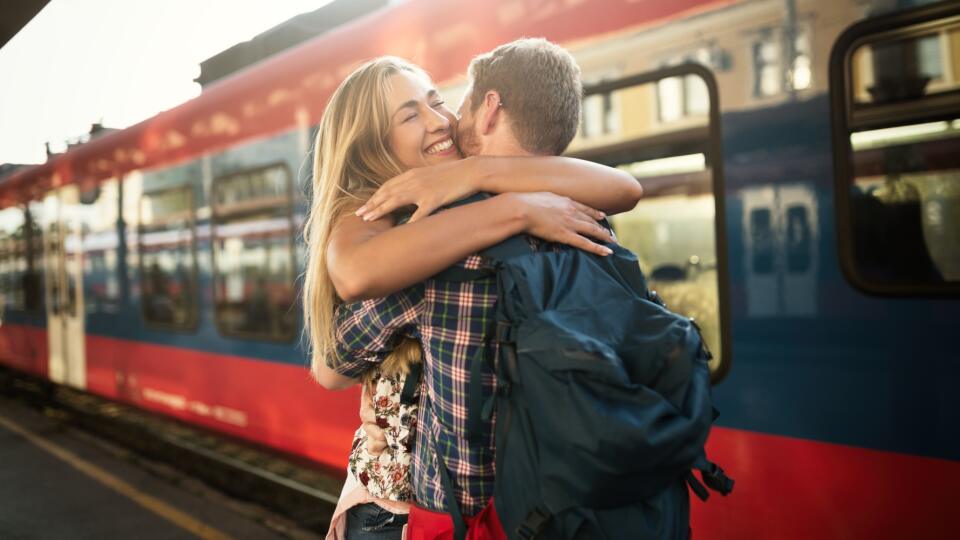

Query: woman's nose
<box><xmin>423</xmin><ymin>107</ymin><xmax>450</xmax><ymax>132</ymax></box>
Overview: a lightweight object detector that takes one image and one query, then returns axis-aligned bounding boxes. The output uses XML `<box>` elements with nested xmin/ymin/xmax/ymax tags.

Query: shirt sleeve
<box><xmin>330</xmin><ymin>284</ymin><xmax>424</xmax><ymax>378</ymax></box>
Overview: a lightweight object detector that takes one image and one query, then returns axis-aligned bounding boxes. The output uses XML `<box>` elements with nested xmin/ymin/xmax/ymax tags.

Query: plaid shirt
<box><xmin>332</xmin><ymin>252</ymin><xmax>518</xmax><ymax>515</ymax></box>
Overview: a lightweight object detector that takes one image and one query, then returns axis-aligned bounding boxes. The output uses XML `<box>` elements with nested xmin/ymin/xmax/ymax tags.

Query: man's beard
<box><xmin>455</xmin><ymin>119</ymin><xmax>481</xmax><ymax>157</ymax></box>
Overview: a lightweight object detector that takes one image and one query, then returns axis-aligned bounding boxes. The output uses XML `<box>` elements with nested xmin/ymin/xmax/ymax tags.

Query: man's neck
<box><xmin>478</xmin><ymin>136</ymin><xmax>532</xmax><ymax>158</ymax></box>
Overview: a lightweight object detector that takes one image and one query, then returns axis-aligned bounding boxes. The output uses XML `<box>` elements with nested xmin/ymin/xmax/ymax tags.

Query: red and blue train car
<box><xmin>0</xmin><ymin>0</ymin><xmax>957</xmax><ymax>537</ymax></box>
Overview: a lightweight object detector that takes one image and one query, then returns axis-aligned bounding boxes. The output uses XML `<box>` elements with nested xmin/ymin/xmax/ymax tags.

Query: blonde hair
<box><xmin>303</xmin><ymin>57</ymin><xmax>425</xmax><ymax>385</ymax></box>
<box><xmin>468</xmin><ymin>38</ymin><xmax>582</xmax><ymax>155</ymax></box>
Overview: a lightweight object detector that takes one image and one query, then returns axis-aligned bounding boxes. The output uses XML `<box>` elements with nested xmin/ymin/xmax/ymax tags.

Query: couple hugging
<box><xmin>306</xmin><ymin>38</ymin><xmax>644</xmax><ymax>539</ymax></box>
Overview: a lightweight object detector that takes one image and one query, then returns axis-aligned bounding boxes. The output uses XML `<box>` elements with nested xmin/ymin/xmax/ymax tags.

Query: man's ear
<box><xmin>478</xmin><ymin>90</ymin><xmax>503</xmax><ymax>136</ymax></box>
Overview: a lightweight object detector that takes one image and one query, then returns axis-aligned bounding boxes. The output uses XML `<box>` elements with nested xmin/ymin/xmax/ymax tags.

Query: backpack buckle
<box><xmin>516</xmin><ymin>507</ymin><xmax>551</xmax><ymax>540</ymax></box>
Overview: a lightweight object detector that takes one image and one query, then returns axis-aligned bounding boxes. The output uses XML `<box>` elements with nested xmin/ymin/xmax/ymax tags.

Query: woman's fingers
<box><xmin>559</xmin><ymin>231</ymin><xmax>614</xmax><ymax>256</ymax></box>
<box><xmin>571</xmin><ymin>200</ymin><xmax>605</xmax><ymax>221</ymax></box>
<box><xmin>573</xmin><ymin>213</ymin><xmax>615</xmax><ymax>243</ymax></box>
<box><xmin>358</xmin><ymin>192</ymin><xmax>410</xmax><ymax>221</ymax></box>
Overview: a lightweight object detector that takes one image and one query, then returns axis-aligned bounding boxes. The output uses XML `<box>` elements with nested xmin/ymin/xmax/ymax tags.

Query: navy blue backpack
<box><xmin>431</xmin><ymin>210</ymin><xmax>733</xmax><ymax>540</ymax></box>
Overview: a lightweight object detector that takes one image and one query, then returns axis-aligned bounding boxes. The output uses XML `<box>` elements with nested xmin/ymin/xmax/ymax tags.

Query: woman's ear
<box><xmin>478</xmin><ymin>90</ymin><xmax>503</xmax><ymax>136</ymax></box>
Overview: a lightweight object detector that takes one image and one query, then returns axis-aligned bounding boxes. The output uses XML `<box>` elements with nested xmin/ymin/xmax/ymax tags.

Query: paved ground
<box><xmin>0</xmin><ymin>396</ymin><xmax>324</xmax><ymax>540</ymax></box>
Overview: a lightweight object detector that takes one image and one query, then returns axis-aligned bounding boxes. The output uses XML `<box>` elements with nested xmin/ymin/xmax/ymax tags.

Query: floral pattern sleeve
<box><xmin>347</xmin><ymin>367</ymin><xmax>419</xmax><ymax>501</ymax></box>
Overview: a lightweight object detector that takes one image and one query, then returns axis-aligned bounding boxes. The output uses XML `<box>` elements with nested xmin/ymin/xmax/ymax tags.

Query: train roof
<box><xmin>0</xmin><ymin>0</ymin><xmax>728</xmax><ymax>202</ymax></box>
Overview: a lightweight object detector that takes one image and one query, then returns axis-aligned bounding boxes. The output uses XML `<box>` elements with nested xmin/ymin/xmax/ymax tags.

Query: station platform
<box><xmin>0</xmin><ymin>394</ymin><xmax>323</xmax><ymax>539</ymax></box>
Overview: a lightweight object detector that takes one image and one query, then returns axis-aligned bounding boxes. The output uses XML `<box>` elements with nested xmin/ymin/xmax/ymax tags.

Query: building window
<box><xmin>753</xmin><ymin>36</ymin><xmax>782</xmax><ymax>97</ymax></box>
<box><xmin>753</xmin><ymin>26</ymin><xmax>813</xmax><ymax>97</ymax></box>
<box><xmin>212</xmin><ymin>164</ymin><xmax>296</xmax><ymax>340</ymax></box>
<box><xmin>139</xmin><ymin>187</ymin><xmax>198</xmax><ymax>328</ymax></box>
<box><xmin>657</xmin><ymin>50</ymin><xmax>711</xmax><ymax>122</ymax></box>
<box><xmin>580</xmin><ymin>73</ymin><xmax>620</xmax><ymax>139</ymax></box>
<box><xmin>791</xmin><ymin>28</ymin><xmax>813</xmax><ymax>91</ymax></box>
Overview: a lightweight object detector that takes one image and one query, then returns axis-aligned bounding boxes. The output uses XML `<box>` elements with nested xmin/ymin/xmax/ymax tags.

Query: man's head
<box><xmin>456</xmin><ymin>38</ymin><xmax>582</xmax><ymax>157</ymax></box>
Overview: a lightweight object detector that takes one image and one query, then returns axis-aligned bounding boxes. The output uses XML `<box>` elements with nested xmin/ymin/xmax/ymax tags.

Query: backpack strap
<box><xmin>430</xmin><ymin>432</ymin><xmax>468</xmax><ymax>540</ymax></box>
<box><xmin>399</xmin><ymin>362</ymin><xmax>422</xmax><ymax>406</ymax></box>
<box><xmin>686</xmin><ymin>451</ymin><xmax>735</xmax><ymax>501</ymax></box>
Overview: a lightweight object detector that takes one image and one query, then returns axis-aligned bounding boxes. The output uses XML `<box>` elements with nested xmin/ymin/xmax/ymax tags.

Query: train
<box><xmin>1</xmin><ymin>0</ymin><xmax>957</xmax><ymax>537</ymax></box>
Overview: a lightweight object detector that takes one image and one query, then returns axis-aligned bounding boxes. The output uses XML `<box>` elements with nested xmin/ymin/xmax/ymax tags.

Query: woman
<box><xmin>305</xmin><ymin>57</ymin><xmax>641</xmax><ymax>539</ymax></box>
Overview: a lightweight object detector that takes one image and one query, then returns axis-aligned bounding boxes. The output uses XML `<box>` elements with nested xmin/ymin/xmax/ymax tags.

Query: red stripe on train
<box><xmin>694</xmin><ymin>427</ymin><xmax>956</xmax><ymax>539</ymax></box>
<box><xmin>3</xmin><ymin>324</ymin><xmax>956</xmax><ymax>537</ymax></box>
<box><xmin>0</xmin><ymin>324</ymin><xmax>359</xmax><ymax>468</ymax></box>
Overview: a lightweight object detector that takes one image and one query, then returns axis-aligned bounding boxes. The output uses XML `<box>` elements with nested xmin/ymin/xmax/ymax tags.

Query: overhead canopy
<box><xmin>0</xmin><ymin>0</ymin><xmax>49</xmax><ymax>49</ymax></box>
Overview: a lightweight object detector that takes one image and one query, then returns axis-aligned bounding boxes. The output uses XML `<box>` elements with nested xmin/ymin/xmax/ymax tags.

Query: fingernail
<box><xmin>598</xmin><ymin>211</ymin><xmax>606</xmax><ymax>218</ymax></box>
<box><xmin>603</xmin><ymin>247</ymin><xmax>613</xmax><ymax>255</ymax></box>
<box><xmin>355</xmin><ymin>207</ymin><xmax>366</xmax><ymax>216</ymax></box>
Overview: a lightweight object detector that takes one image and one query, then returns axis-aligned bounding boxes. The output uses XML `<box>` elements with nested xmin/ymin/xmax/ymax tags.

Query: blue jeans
<box><xmin>345</xmin><ymin>503</ymin><xmax>407</xmax><ymax>540</ymax></box>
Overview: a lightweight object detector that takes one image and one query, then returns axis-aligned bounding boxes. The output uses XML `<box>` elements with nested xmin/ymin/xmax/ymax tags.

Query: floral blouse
<box><xmin>347</xmin><ymin>368</ymin><xmax>419</xmax><ymax>501</ymax></box>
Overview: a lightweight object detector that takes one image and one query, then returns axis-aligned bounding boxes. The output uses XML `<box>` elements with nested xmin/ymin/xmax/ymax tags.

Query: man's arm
<box><xmin>311</xmin><ymin>285</ymin><xmax>425</xmax><ymax>389</ymax></box>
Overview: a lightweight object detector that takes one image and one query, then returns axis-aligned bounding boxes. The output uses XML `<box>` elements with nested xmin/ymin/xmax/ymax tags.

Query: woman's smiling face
<box><xmin>385</xmin><ymin>70</ymin><xmax>461</xmax><ymax>170</ymax></box>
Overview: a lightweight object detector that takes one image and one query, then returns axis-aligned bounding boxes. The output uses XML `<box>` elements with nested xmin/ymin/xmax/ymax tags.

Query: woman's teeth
<box><xmin>425</xmin><ymin>139</ymin><xmax>453</xmax><ymax>154</ymax></box>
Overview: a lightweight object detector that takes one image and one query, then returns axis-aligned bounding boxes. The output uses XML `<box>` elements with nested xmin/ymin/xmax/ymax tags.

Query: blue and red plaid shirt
<box><xmin>332</xmin><ymin>251</ymin><xmax>517</xmax><ymax>515</ymax></box>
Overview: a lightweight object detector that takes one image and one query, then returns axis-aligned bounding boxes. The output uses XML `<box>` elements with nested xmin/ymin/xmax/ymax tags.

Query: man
<box><xmin>334</xmin><ymin>38</ymin><xmax>589</xmax><ymax>537</ymax></box>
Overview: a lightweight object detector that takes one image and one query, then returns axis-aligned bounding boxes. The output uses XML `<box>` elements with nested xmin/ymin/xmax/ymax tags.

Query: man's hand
<box><xmin>360</xmin><ymin>384</ymin><xmax>387</xmax><ymax>455</ymax></box>
<box><xmin>355</xmin><ymin>158</ymin><xmax>480</xmax><ymax>223</ymax></box>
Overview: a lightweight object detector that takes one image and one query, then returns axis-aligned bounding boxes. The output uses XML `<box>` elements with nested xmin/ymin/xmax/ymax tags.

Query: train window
<box><xmin>211</xmin><ymin>164</ymin><xmax>296</xmax><ymax>341</ymax></box>
<box><xmin>567</xmin><ymin>65</ymin><xmax>731</xmax><ymax>382</ymax></box>
<box><xmin>832</xmin><ymin>6</ymin><xmax>960</xmax><ymax>295</ymax></box>
<box><xmin>0</xmin><ymin>206</ymin><xmax>42</xmax><ymax>312</ymax></box>
<box><xmin>139</xmin><ymin>187</ymin><xmax>198</xmax><ymax>328</ymax></box>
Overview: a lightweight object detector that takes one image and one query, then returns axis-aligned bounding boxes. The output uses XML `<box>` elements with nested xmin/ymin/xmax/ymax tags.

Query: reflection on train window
<box><xmin>570</xmin><ymin>68</ymin><xmax>726</xmax><ymax>378</ymax></box>
<box><xmin>139</xmin><ymin>188</ymin><xmax>197</xmax><ymax>328</ymax></box>
<box><xmin>840</xmin><ymin>15</ymin><xmax>960</xmax><ymax>291</ymax></box>
<box><xmin>851</xmin><ymin>30</ymin><xmax>957</xmax><ymax>104</ymax></box>
<box><xmin>212</xmin><ymin>165</ymin><xmax>295</xmax><ymax>341</ymax></box>
<box><xmin>849</xmin><ymin>121</ymin><xmax>960</xmax><ymax>284</ymax></box>
<box><xmin>0</xmin><ymin>206</ymin><xmax>43</xmax><ymax>312</ymax></box>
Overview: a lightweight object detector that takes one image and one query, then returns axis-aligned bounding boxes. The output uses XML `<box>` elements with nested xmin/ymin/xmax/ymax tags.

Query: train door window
<box><xmin>567</xmin><ymin>65</ymin><xmax>730</xmax><ymax>382</ymax></box>
<box><xmin>139</xmin><ymin>187</ymin><xmax>198</xmax><ymax>328</ymax></box>
<box><xmin>832</xmin><ymin>5</ymin><xmax>960</xmax><ymax>294</ymax></box>
<box><xmin>750</xmin><ymin>208</ymin><xmax>775</xmax><ymax>274</ymax></box>
<box><xmin>81</xmin><ymin>180</ymin><xmax>122</xmax><ymax>314</ymax></box>
<box><xmin>211</xmin><ymin>164</ymin><xmax>295</xmax><ymax>341</ymax></box>
<box><xmin>786</xmin><ymin>205</ymin><xmax>812</xmax><ymax>273</ymax></box>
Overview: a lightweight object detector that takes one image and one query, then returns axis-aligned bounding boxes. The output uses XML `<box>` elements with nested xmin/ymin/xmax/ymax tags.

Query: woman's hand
<box><xmin>360</xmin><ymin>384</ymin><xmax>387</xmax><ymax>456</ymax></box>
<box><xmin>355</xmin><ymin>158</ymin><xmax>481</xmax><ymax>223</ymax></box>
<box><xmin>508</xmin><ymin>192</ymin><xmax>615</xmax><ymax>256</ymax></box>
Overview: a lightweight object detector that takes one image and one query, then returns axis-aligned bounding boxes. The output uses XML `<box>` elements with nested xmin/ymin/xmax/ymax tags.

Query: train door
<box><xmin>43</xmin><ymin>185</ymin><xmax>86</xmax><ymax>389</ymax></box>
<box><xmin>742</xmin><ymin>184</ymin><xmax>818</xmax><ymax>317</ymax></box>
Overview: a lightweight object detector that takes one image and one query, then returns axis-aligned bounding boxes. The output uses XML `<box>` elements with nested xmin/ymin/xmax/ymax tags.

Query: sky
<box><xmin>0</xmin><ymin>0</ymin><xmax>335</xmax><ymax>165</ymax></box>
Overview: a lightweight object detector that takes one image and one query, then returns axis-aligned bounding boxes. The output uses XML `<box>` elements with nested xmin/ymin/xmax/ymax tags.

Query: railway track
<box><xmin>0</xmin><ymin>365</ymin><xmax>341</xmax><ymax>535</ymax></box>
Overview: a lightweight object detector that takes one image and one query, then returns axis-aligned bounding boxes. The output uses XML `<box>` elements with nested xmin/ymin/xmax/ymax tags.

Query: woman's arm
<box><xmin>355</xmin><ymin>155</ymin><xmax>642</xmax><ymax>222</ymax></box>
<box><xmin>313</xmin><ymin>363</ymin><xmax>358</xmax><ymax>391</ymax></box>
<box><xmin>329</xmin><ymin>191</ymin><xmax>613</xmax><ymax>302</ymax></box>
